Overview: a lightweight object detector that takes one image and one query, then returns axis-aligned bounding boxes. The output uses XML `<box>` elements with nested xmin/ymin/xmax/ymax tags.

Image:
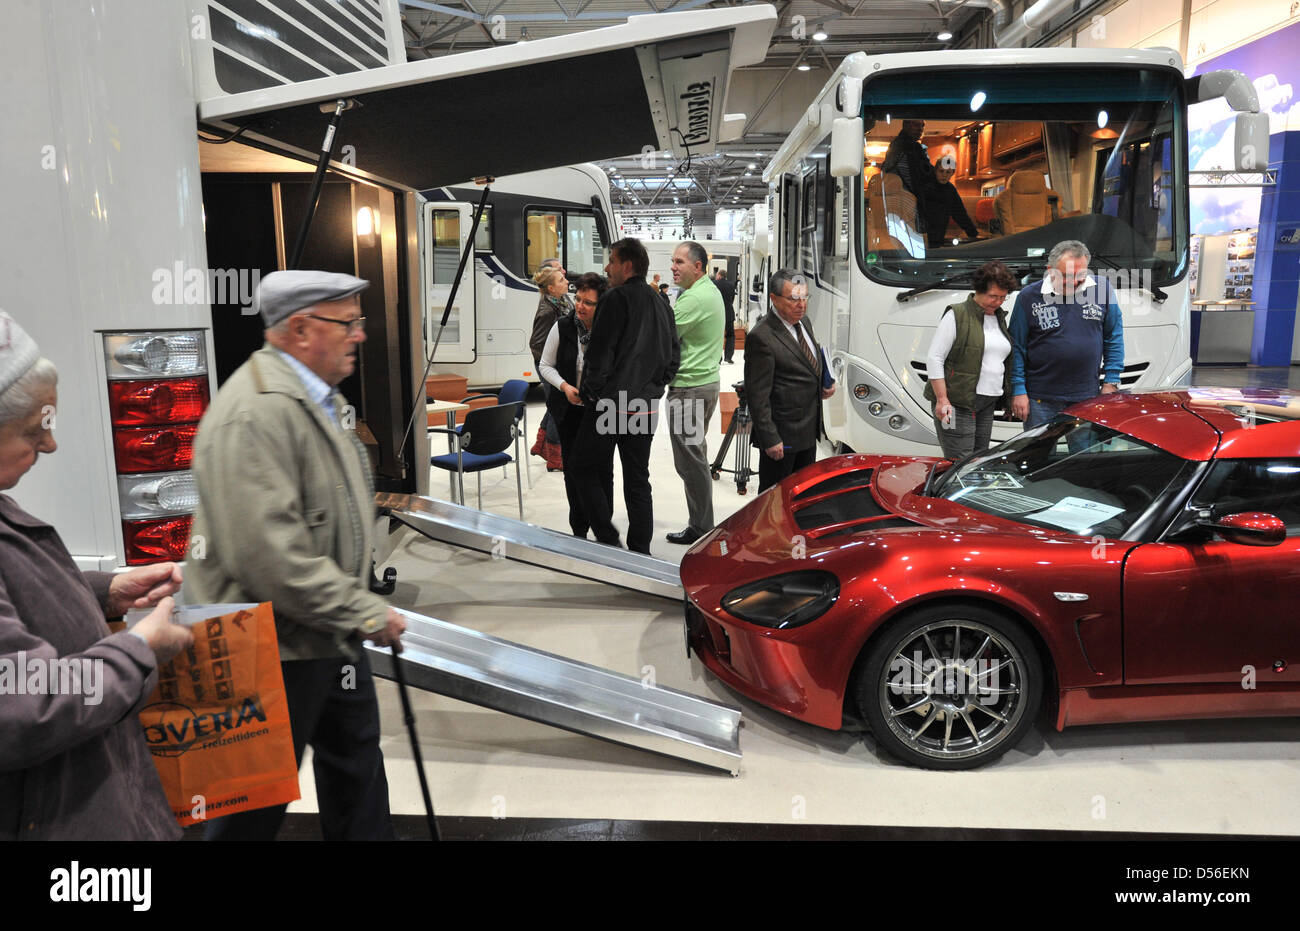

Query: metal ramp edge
<box><xmin>376</xmin><ymin>493</ymin><xmax>684</xmax><ymax>600</ymax></box>
<box><xmin>367</xmin><ymin>608</ymin><xmax>742</xmax><ymax>775</ymax></box>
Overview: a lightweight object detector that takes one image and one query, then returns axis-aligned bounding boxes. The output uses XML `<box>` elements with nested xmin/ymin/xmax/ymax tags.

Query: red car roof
<box><xmin>1068</xmin><ymin>388</ymin><xmax>1300</xmax><ymax>461</ymax></box>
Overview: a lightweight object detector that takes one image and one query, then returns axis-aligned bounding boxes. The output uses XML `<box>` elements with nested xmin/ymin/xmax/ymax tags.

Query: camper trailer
<box><xmin>763</xmin><ymin>47</ymin><xmax>1269</xmax><ymax>455</ymax></box>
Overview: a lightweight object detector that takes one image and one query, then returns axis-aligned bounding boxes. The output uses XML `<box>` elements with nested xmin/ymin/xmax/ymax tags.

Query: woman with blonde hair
<box><xmin>528</xmin><ymin>261</ymin><xmax>571</xmax><ymax>471</ymax></box>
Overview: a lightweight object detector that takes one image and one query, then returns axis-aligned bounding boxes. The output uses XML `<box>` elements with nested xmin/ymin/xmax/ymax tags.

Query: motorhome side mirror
<box><xmin>830</xmin><ymin>117</ymin><xmax>865</xmax><ymax>178</ymax></box>
<box><xmin>1234</xmin><ymin>112</ymin><xmax>1271</xmax><ymax>171</ymax></box>
<box><xmin>1196</xmin><ymin>510</ymin><xmax>1286</xmax><ymax>546</ymax></box>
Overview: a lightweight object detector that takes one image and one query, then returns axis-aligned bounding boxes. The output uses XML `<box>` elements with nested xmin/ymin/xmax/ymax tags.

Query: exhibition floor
<box><xmin>292</xmin><ymin>364</ymin><xmax>1300</xmax><ymax>839</ymax></box>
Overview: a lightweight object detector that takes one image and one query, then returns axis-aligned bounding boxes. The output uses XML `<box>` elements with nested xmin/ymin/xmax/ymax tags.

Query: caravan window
<box><xmin>429</xmin><ymin>209</ymin><xmax>463</xmax><ymax>341</ymax></box>
<box><xmin>525</xmin><ymin>209</ymin><xmax>605</xmax><ymax>276</ymax></box>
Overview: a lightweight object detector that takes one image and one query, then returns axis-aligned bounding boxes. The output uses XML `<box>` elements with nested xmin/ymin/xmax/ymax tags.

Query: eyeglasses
<box><xmin>575</xmin><ymin>298</ymin><xmax>598</xmax><ymax>308</ymax></box>
<box><xmin>777</xmin><ymin>293</ymin><xmax>809</xmax><ymax>304</ymax></box>
<box><xmin>305</xmin><ymin>314</ymin><xmax>366</xmax><ymax>333</ymax></box>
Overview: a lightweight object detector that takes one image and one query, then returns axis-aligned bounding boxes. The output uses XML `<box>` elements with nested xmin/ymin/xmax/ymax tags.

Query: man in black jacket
<box><xmin>922</xmin><ymin>155</ymin><xmax>979</xmax><ymax>247</ymax></box>
<box><xmin>570</xmin><ymin>238</ymin><xmax>680</xmax><ymax>553</ymax></box>
<box><xmin>744</xmin><ymin>268</ymin><xmax>836</xmax><ymax>493</ymax></box>
<box><xmin>713</xmin><ymin>269</ymin><xmax>737</xmax><ymax>363</ymax></box>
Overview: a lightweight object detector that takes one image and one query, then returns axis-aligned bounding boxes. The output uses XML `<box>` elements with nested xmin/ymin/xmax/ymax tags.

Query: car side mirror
<box><xmin>1196</xmin><ymin>510</ymin><xmax>1286</xmax><ymax>546</ymax></box>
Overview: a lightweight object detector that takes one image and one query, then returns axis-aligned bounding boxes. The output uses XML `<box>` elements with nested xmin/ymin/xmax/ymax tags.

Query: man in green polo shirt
<box><xmin>665</xmin><ymin>241</ymin><xmax>725</xmax><ymax>545</ymax></box>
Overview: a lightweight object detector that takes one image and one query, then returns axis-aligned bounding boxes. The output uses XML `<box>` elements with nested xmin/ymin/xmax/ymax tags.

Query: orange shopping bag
<box><xmin>139</xmin><ymin>602</ymin><xmax>300</xmax><ymax>826</ymax></box>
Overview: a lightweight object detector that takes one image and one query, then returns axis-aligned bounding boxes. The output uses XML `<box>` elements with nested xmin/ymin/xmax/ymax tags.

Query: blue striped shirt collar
<box><xmin>276</xmin><ymin>349</ymin><xmax>337</xmax><ymax>423</ymax></box>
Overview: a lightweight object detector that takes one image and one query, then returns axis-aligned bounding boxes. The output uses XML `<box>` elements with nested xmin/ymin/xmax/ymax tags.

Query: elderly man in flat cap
<box><xmin>187</xmin><ymin>270</ymin><xmax>405</xmax><ymax>841</ymax></box>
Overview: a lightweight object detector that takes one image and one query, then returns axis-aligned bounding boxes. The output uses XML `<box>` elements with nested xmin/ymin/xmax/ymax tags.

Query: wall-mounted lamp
<box><xmin>356</xmin><ymin>206</ymin><xmax>378</xmax><ymax>239</ymax></box>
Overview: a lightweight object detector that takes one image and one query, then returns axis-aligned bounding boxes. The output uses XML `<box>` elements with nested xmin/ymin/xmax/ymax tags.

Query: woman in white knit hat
<box><xmin>0</xmin><ymin>312</ymin><xmax>194</xmax><ymax>839</ymax></box>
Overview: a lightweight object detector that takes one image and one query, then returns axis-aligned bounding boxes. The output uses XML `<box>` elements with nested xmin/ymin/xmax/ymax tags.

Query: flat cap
<box><xmin>0</xmin><ymin>312</ymin><xmax>40</xmax><ymax>396</ymax></box>
<box><xmin>255</xmin><ymin>270</ymin><xmax>370</xmax><ymax>328</ymax></box>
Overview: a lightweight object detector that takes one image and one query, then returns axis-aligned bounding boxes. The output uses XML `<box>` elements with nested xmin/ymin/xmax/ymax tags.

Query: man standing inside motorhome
<box><xmin>1009</xmin><ymin>240</ymin><xmax>1124</xmax><ymax>429</ymax></box>
<box><xmin>570</xmin><ymin>238</ymin><xmax>679</xmax><ymax>554</ymax></box>
<box><xmin>881</xmin><ymin>119</ymin><xmax>935</xmax><ymax>198</ymax></box>
<box><xmin>665</xmin><ymin>242</ymin><xmax>724</xmax><ymax>545</ymax></box>
<box><xmin>188</xmin><ymin>270</ymin><xmax>405</xmax><ymax>841</ymax></box>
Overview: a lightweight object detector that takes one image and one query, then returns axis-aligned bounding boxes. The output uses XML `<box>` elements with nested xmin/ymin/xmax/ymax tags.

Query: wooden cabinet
<box><xmin>993</xmin><ymin>122</ymin><xmax>1042</xmax><ymax>158</ymax></box>
<box><xmin>976</xmin><ymin>124</ymin><xmax>994</xmax><ymax>175</ymax></box>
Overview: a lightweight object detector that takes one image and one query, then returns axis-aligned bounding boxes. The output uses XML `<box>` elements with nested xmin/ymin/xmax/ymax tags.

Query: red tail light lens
<box><xmin>123</xmin><ymin>515</ymin><xmax>193</xmax><ymax>564</ymax></box>
<box><xmin>107</xmin><ymin>378</ymin><xmax>209</xmax><ymax>427</ymax></box>
<box><xmin>113</xmin><ymin>424</ymin><xmax>198</xmax><ymax>473</ymax></box>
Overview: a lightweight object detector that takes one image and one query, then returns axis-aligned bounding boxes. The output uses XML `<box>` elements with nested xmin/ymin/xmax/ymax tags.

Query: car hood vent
<box><xmin>793</xmin><ymin>468</ymin><xmax>873</xmax><ymax>501</ymax></box>
<box><xmin>793</xmin><ymin>486</ymin><xmax>889</xmax><ymax>531</ymax></box>
<box><xmin>821</xmin><ymin>517</ymin><xmax>918</xmax><ymax>539</ymax></box>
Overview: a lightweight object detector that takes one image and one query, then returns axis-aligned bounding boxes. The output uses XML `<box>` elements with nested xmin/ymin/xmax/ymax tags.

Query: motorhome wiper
<box><xmin>896</xmin><ymin>267</ymin><xmax>979</xmax><ymax>303</ymax></box>
<box><xmin>1089</xmin><ymin>252</ymin><xmax>1168</xmax><ymax>303</ymax></box>
<box><xmin>896</xmin><ymin>263</ymin><xmax>1029</xmax><ymax>303</ymax></box>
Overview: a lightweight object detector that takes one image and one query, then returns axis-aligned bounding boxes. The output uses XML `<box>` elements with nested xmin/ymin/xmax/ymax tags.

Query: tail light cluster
<box><xmin>103</xmin><ymin>332</ymin><xmax>209</xmax><ymax>564</ymax></box>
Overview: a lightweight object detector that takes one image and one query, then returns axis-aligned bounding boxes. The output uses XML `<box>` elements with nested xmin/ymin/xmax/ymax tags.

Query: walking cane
<box><xmin>390</xmin><ymin>640</ymin><xmax>440</xmax><ymax>841</ymax></box>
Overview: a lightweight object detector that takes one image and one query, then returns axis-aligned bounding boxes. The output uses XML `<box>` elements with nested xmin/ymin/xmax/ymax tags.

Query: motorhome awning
<box><xmin>196</xmin><ymin>6</ymin><xmax>775</xmax><ymax>191</ymax></box>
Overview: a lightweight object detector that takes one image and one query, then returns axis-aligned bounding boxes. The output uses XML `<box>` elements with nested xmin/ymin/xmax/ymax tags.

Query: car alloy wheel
<box><xmin>855</xmin><ymin>605</ymin><xmax>1042</xmax><ymax>770</ymax></box>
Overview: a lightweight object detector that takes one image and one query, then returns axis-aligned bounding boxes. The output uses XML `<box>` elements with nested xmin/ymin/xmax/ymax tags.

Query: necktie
<box><xmin>795</xmin><ymin>324</ymin><xmax>818</xmax><ymax>372</ymax></box>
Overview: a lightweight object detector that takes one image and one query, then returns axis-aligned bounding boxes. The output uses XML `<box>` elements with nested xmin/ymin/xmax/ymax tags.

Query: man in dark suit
<box><xmin>570</xmin><ymin>238</ymin><xmax>680</xmax><ymax>553</ymax></box>
<box><xmin>713</xmin><ymin>269</ymin><xmax>737</xmax><ymax>363</ymax></box>
<box><xmin>744</xmin><ymin>268</ymin><xmax>837</xmax><ymax>493</ymax></box>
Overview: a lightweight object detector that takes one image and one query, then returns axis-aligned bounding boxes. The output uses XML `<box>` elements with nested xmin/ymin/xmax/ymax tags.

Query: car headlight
<box><xmin>720</xmin><ymin>571</ymin><xmax>839</xmax><ymax>629</ymax></box>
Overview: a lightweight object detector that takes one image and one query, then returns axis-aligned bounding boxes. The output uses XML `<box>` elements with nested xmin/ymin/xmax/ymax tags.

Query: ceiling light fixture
<box><xmin>813</xmin><ymin>29</ymin><xmax>828</xmax><ymax>41</ymax></box>
<box><xmin>937</xmin><ymin>29</ymin><xmax>953</xmax><ymax>41</ymax></box>
<box><xmin>797</xmin><ymin>63</ymin><xmax>811</xmax><ymax>71</ymax></box>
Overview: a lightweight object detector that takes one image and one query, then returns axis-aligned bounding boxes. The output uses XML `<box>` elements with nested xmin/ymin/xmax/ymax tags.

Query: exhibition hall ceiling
<box><xmin>398</xmin><ymin>0</ymin><xmax>993</xmax><ymax>217</ymax></box>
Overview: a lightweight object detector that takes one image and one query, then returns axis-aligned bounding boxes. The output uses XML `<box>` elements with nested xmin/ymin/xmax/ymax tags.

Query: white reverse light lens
<box><xmin>118</xmin><ymin>471</ymin><xmax>199</xmax><ymax>519</ymax></box>
<box><xmin>105</xmin><ymin>331</ymin><xmax>207</xmax><ymax>379</ymax></box>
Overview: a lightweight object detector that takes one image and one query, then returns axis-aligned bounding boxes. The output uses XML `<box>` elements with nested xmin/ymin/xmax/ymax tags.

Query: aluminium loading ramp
<box><xmin>376</xmin><ymin>493</ymin><xmax>684</xmax><ymax>601</ymax></box>
<box><xmin>367</xmin><ymin>608</ymin><xmax>743</xmax><ymax>774</ymax></box>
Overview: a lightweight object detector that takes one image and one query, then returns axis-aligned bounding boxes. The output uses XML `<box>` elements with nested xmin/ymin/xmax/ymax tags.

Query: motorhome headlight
<box><xmin>888</xmin><ymin>415</ymin><xmax>906</xmax><ymax>430</ymax></box>
<box><xmin>118</xmin><ymin>471</ymin><xmax>199</xmax><ymax>519</ymax></box>
<box><xmin>721</xmin><ymin>571</ymin><xmax>839</xmax><ymax>629</ymax></box>
<box><xmin>868</xmin><ymin>401</ymin><xmax>886</xmax><ymax>416</ymax></box>
<box><xmin>854</xmin><ymin>384</ymin><xmax>871</xmax><ymax>399</ymax></box>
<box><xmin>105</xmin><ymin>331</ymin><xmax>207</xmax><ymax>378</ymax></box>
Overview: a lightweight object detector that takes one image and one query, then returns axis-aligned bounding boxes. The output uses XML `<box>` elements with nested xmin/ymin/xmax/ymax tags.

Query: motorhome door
<box><xmin>423</xmin><ymin>201</ymin><xmax>478</xmax><ymax>363</ymax></box>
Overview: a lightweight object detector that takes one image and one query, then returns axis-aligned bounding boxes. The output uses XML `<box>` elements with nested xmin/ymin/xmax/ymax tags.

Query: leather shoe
<box><xmin>666</xmin><ymin>527</ymin><xmax>704</xmax><ymax>545</ymax></box>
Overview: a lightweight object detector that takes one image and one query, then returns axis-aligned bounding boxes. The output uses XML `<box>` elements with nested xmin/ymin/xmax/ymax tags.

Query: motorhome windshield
<box><xmin>858</xmin><ymin>65</ymin><xmax>1186</xmax><ymax>289</ymax></box>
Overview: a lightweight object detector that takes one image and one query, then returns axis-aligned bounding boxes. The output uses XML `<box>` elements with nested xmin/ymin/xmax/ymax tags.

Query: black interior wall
<box><xmin>201</xmin><ymin>174</ymin><xmax>414</xmax><ymax>492</ymax></box>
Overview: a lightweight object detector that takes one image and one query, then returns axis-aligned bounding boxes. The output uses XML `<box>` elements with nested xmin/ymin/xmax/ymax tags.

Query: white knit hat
<box><xmin>0</xmin><ymin>312</ymin><xmax>39</xmax><ymax>396</ymax></box>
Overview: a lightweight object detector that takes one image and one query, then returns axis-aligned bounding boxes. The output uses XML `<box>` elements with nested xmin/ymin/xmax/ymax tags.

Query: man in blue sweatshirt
<box><xmin>1009</xmin><ymin>240</ymin><xmax>1124</xmax><ymax>429</ymax></box>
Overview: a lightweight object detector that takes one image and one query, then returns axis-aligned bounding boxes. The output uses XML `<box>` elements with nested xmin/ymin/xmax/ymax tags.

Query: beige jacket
<box><xmin>187</xmin><ymin>346</ymin><xmax>389</xmax><ymax>661</ymax></box>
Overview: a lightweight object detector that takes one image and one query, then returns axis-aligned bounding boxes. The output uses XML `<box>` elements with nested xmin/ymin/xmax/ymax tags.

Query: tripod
<box><xmin>710</xmin><ymin>381</ymin><xmax>754</xmax><ymax>495</ymax></box>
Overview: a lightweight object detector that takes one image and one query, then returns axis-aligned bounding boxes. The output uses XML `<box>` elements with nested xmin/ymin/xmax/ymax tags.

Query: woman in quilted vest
<box><xmin>923</xmin><ymin>261</ymin><xmax>1017</xmax><ymax>459</ymax></box>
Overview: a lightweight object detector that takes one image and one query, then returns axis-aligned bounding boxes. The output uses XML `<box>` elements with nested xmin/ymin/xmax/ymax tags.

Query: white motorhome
<box><xmin>3</xmin><ymin>0</ymin><xmax>775</xmax><ymax>570</ymax></box>
<box><xmin>763</xmin><ymin>48</ymin><xmax>1269</xmax><ymax>455</ymax></box>
<box><xmin>422</xmin><ymin>164</ymin><xmax>615</xmax><ymax>388</ymax></box>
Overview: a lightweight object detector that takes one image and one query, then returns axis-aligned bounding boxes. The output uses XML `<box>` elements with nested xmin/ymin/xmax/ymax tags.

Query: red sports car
<box><xmin>682</xmin><ymin>389</ymin><xmax>1300</xmax><ymax>769</ymax></box>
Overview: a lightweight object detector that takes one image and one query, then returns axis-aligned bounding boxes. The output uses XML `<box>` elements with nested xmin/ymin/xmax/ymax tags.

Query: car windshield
<box><xmin>934</xmin><ymin>416</ymin><xmax>1188</xmax><ymax>538</ymax></box>
<box><xmin>858</xmin><ymin>64</ymin><xmax>1186</xmax><ymax>288</ymax></box>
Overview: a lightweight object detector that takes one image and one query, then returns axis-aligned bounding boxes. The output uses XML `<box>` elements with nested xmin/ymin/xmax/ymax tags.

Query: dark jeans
<box><xmin>933</xmin><ymin>394</ymin><xmax>1000</xmax><ymax>460</ymax></box>
<box><xmin>557</xmin><ymin>404</ymin><xmax>608</xmax><ymax>538</ymax></box>
<box><xmin>723</xmin><ymin>309</ymin><xmax>735</xmax><ymax>361</ymax></box>
<box><xmin>1026</xmin><ymin>396</ymin><xmax>1075</xmax><ymax>430</ymax></box>
<box><xmin>757</xmin><ymin>444</ymin><xmax>817</xmax><ymax>494</ymax></box>
<box><xmin>568</xmin><ymin>404</ymin><xmax>658</xmax><ymax>553</ymax></box>
<box><xmin>204</xmin><ymin>652</ymin><xmax>395</xmax><ymax>841</ymax></box>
